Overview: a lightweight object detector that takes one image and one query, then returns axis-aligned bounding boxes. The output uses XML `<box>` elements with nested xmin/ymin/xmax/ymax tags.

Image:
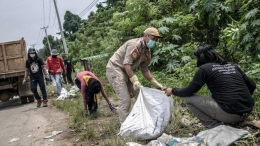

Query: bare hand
<box><xmin>165</xmin><ymin>88</ymin><xmax>173</xmax><ymax>96</ymax></box>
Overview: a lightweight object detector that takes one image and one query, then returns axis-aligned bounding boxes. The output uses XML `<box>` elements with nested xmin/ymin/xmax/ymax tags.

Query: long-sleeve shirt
<box><xmin>76</xmin><ymin>71</ymin><xmax>108</xmax><ymax>104</ymax></box>
<box><xmin>46</xmin><ymin>56</ymin><xmax>66</xmax><ymax>75</ymax></box>
<box><xmin>172</xmin><ymin>63</ymin><xmax>256</xmax><ymax>115</ymax></box>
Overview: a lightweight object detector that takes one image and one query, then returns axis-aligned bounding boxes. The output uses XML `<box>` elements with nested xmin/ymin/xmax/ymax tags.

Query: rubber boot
<box><xmin>37</xmin><ymin>99</ymin><xmax>42</xmax><ymax>107</ymax></box>
<box><xmin>43</xmin><ymin>100</ymin><xmax>48</xmax><ymax>107</ymax></box>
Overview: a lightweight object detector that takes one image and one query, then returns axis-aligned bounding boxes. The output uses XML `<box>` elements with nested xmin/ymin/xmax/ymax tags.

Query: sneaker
<box><xmin>43</xmin><ymin>100</ymin><xmax>48</xmax><ymax>107</ymax></box>
<box><xmin>37</xmin><ymin>99</ymin><xmax>42</xmax><ymax>107</ymax></box>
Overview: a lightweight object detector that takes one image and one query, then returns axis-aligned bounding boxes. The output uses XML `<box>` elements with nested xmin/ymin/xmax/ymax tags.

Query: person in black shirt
<box><xmin>23</xmin><ymin>48</ymin><xmax>49</xmax><ymax>107</ymax></box>
<box><xmin>165</xmin><ymin>44</ymin><xmax>256</xmax><ymax>129</ymax></box>
<box><xmin>62</xmin><ymin>53</ymin><xmax>75</xmax><ymax>85</ymax></box>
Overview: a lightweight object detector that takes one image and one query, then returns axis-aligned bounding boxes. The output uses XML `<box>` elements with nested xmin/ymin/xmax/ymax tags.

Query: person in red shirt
<box><xmin>46</xmin><ymin>49</ymin><xmax>66</xmax><ymax>96</ymax></box>
<box><xmin>75</xmin><ymin>71</ymin><xmax>116</xmax><ymax>116</ymax></box>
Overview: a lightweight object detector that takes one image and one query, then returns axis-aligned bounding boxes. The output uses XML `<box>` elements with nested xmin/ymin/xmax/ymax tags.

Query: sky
<box><xmin>0</xmin><ymin>0</ymin><xmax>105</xmax><ymax>50</ymax></box>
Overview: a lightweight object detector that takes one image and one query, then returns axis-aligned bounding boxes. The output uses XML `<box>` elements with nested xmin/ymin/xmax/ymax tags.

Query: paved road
<box><xmin>0</xmin><ymin>97</ymin><xmax>77</xmax><ymax>146</ymax></box>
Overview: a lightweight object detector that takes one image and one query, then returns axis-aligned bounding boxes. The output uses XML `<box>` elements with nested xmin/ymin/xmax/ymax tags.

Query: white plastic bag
<box><xmin>118</xmin><ymin>87</ymin><xmax>174</xmax><ymax>140</ymax></box>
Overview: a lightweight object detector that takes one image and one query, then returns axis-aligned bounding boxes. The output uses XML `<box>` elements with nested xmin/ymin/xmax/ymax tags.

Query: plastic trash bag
<box><xmin>118</xmin><ymin>87</ymin><xmax>174</xmax><ymax>140</ymax></box>
<box><xmin>57</xmin><ymin>86</ymin><xmax>79</xmax><ymax>100</ymax></box>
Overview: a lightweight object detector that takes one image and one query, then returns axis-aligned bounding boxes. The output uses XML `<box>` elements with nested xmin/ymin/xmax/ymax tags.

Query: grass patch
<box><xmin>46</xmin><ymin>69</ymin><xmax>260</xmax><ymax>145</ymax></box>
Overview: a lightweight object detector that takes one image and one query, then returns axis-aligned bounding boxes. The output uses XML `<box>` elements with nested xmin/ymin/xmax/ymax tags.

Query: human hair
<box><xmin>194</xmin><ymin>44</ymin><xmax>227</xmax><ymax>67</ymax></box>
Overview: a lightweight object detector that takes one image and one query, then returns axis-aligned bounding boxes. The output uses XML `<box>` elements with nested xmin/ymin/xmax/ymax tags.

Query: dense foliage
<box><xmin>40</xmin><ymin>0</ymin><xmax>260</xmax><ymax>99</ymax></box>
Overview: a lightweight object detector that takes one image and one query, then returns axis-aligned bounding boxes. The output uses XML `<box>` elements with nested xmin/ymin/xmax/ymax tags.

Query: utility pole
<box><xmin>53</xmin><ymin>0</ymin><xmax>68</xmax><ymax>54</ymax></box>
<box><xmin>41</xmin><ymin>26</ymin><xmax>51</xmax><ymax>51</ymax></box>
<box><xmin>30</xmin><ymin>44</ymin><xmax>36</xmax><ymax>48</ymax></box>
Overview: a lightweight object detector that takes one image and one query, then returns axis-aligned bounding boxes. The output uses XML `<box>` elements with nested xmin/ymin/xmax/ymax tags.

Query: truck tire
<box><xmin>21</xmin><ymin>97</ymin><xmax>28</xmax><ymax>104</ymax></box>
<box><xmin>0</xmin><ymin>92</ymin><xmax>10</xmax><ymax>102</ymax></box>
<box><xmin>28</xmin><ymin>96</ymin><xmax>35</xmax><ymax>102</ymax></box>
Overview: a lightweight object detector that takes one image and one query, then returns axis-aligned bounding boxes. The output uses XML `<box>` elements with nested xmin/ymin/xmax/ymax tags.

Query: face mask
<box><xmin>29</xmin><ymin>54</ymin><xmax>35</xmax><ymax>58</ymax></box>
<box><xmin>146</xmin><ymin>39</ymin><xmax>156</xmax><ymax>49</ymax></box>
<box><xmin>52</xmin><ymin>55</ymin><xmax>57</xmax><ymax>58</ymax></box>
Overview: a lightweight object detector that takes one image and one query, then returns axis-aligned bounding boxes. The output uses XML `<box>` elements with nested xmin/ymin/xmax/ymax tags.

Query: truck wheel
<box><xmin>28</xmin><ymin>96</ymin><xmax>35</xmax><ymax>102</ymax></box>
<box><xmin>0</xmin><ymin>92</ymin><xmax>10</xmax><ymax>102</ymax></box>
<box><xmin>21</xmin><ymin>97</ymin><xmax>28</xmax><ymax>104</ymax></box>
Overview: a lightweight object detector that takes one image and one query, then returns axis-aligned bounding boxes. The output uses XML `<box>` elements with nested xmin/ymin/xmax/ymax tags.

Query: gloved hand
<box><xmin>130</xmin><ymin>75</ymin><xmax>142</xmax><ymax>91</ymax></box>
<box><xmin>22</xmin><ymin>79</ymin><xmax>26</xmax><ymax>85</ymax></box>
<box><xmin>109</xmin><ymin>103</ymin><xmax>117</xmax><ymax>114</ymax></box>
<box><xmin>150</xmin><ymin>78</ymin><xmax>166</xmax><ymax>90</ymax></box>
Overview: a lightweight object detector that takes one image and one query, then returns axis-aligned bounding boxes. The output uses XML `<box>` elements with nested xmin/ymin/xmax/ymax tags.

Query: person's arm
<box><xmin>60</xmin><ymin>57</ymin><xmax>66</xmax><ymax>72</ymax></box>
<box><xmin>236</xmin><ymin>66</ymin><xmax>256</xmax><ymax>94</ymax></box>
<box><xmin>172</xmin><ymin>83</ymin><xmax>202</xmax><ymax>97</ymax></box>
<box><xmin>80</xmin><ymin>79</ymin><xmax>87</xmax><ymax>104</ymax></box>
<box><xmin>45</xmin><ymin>58</ymin><xmax>49</xmax><ymax>72</ymax></box>
<box><xmin>23</xmin><ymin>61</ymin><xmax>30</xmax><ymax>84</ymax></box>
<box><xmin>124</xmin><ymin>64</ymin><xmax>135</xmax><ymax>78</ymax></box>
<box><xmin>166</xmin><ymin>67</ymin><xmax>206</xmax><ymax>97</ymax></box>
<box><xmin>39</xmin><ymin>58</ymin><xmax>47</xmax><ymax>77</ymax></box>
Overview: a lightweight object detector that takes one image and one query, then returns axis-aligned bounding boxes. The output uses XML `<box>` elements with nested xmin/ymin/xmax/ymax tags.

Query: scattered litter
<box><xmin>125</xmin><ymin>125</ymin><xmax>249</xmax><ymax>146</ymax></box>
<box><xmin>75</xmin><ymin>139</ymin><xmax>79</xmax><ymax>142</ymax></box>
<box><xmin>48</xmin><ymin>139</ymin><xmax>54</xmax><ymax>142</ymax></box>
<box><xmin>27</xmin><ymin>135</ymin><xmax>32</xmax><ymax>137</ymax></box>
<box><xmin>56</xmin><ymin>85</ymin><xmax>79</xmax><ymax>100</ymax></box>
<box><xmin>44</xmin><ymin>131</ymin><xmax>63</xmax><ymax>139</ymax></box>
<box><xmin>9</xmin><ymin>138</ymin><xmax>19</xmax><ymax>143</ymax></box>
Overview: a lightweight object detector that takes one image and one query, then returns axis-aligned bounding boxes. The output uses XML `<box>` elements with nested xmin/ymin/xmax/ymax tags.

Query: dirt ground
<box><xmin>0</xmin><ymin>96</ymin><xmax>83</xmax><ymax>146</ymax></box>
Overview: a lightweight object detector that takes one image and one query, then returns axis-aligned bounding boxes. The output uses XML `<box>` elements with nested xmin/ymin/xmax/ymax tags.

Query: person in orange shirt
<box><xmin>75</xmin><ymin>71</ymin><xmax>116</xmax><ymax>116</ymax></box>
<box><xmin>46</xmin><ymin>49</ymin><xmax>66</xmax><ymax>96</ymax></box>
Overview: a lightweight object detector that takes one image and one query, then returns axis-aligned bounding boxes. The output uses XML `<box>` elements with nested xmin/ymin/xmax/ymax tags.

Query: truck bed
<box><xmin>0</xmin><ymin>38</ymin><xmax>27</xmax><ymax>79</ymax></box>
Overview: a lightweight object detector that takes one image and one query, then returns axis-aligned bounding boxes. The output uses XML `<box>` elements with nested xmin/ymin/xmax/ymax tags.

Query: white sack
<box><xmin>119</xmin><ymin>87</ymin><xmax>174</xmax><ymax>140</ymax></box>
<box><xmin>56</xmin><ymin>85</ymin><xmax>79</xmax><ymax>100</ymax></box>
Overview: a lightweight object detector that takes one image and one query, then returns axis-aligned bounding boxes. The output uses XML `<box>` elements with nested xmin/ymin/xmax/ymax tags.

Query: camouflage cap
<box><xmin>144</xmin><ymin>27</ymin><xmax>162</xmax><ymax>38</ymax></box>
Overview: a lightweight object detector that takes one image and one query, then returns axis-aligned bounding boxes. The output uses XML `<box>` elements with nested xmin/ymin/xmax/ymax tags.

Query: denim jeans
<box><xmin>53</xmin><ymin>74</ymin><xmax>63</xmax><ymax>95</ymax></box>
<box><xmin>30</xmin><ymin>79</ymin><xmax>47</xmax><ymax>100</ymax></box>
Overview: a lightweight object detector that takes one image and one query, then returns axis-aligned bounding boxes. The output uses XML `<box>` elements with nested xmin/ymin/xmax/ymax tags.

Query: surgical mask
<box><xmin>29</xmin><ymin>54</ymin><xmax>35</xmax><ymax>58</ymax></box>
<box><xmin>146</xmin><ymin>40</ymin><xmax>156</xmax><ymax>49</ymax></box>
<box><xmin>52</xmin><ymin>55</ymin><xmax>57</xmax><ymax>58</ymax></box>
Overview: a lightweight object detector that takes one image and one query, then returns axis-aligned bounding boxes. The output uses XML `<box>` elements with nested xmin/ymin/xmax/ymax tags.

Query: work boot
<box><xmin>37</xmin><ymin>99</ymin><xmax>42</xmax><ymax>107</ymax></box>
<box><xmin>43</xmin><ymin>100</ymin><xmax>48</xmax><ymax>107</ymax></box>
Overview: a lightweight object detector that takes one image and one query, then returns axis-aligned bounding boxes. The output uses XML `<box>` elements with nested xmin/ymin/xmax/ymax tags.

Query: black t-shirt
<box><xmin>174</xmin><ymin>63</ymin><xmax>255</xmax><ymax>114</ymax></box>
<box><xmin>26</xmin><ymin>58</ymin><xmax>44</xmax><ymax>80</ymax></box>
<box><xmin>63</xmin><ymin>58</ymin><xmax>72</xmax><ymax>71</ymax></box>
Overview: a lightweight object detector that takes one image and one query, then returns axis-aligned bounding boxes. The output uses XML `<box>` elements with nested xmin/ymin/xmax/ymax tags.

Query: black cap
<box><xmin>28</xmin><ymin>48</ymin><xmax>36</xmax><ymax>54</ymax></box>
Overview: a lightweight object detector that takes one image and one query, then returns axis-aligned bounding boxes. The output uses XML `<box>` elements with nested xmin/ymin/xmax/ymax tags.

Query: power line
<box><xmin>79</xmin><ymin>0</ymin><xmax>99</xmax><ymax>18</ymax></box>
<box><xmin>79</xmin><ymin>0</ymin><xmax>96</xmax><ymax>16</ymax></box>
<box><xmin>35</xmin><ymin>29</ymin><xmax>42</xmax><ymax>44</ymax></box>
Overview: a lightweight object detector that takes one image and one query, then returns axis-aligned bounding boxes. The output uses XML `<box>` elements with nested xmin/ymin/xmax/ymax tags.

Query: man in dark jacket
<box><xmin>23</xmin><ymin>48</ymin><xmax>49</xmax><ymax>107</ymax></box>
<box><xmin>62</xmin><ymin>53</ymin><xmax>75</xmax><ymax>86</ymax></box>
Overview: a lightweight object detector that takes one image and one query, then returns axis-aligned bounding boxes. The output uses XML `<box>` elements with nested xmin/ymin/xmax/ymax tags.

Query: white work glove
<box><xmin>130</xmin><ymin>75</ymin><xmax>142</xmax><ymax>91</ymax></box>
<box><xmin>22</xmin><ymin>79</ymin><xmax>26</xmax><ymax>85</ymax></box>
<box><xmin>150</xmin><ymin>78</ymin><xmax>166</xmax><ymax>90</ymax></box>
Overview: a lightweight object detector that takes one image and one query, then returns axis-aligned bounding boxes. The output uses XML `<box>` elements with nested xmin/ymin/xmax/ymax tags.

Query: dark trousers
<box><xmin>30</xmin><ymin>79</ymin><xmax>47</xmax><ymax>100</ymax></box>
<box><xmin>75</xmin><ymin>78</ymin><xmax>97</xmax><ymax>112</ymax></box>
<box><xmin>66</xmin><ymin>70</ymin><xmax>73</xmax><ymax>84</ymax></box>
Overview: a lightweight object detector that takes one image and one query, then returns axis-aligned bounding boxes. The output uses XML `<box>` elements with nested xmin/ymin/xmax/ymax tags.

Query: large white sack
<box><xmin>118</xmin><ymin>87</ymin><xmax>174</xmax><ymax>140</ymax></box>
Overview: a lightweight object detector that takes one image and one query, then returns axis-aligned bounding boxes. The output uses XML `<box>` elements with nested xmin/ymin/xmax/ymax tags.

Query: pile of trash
<box><xmin>56</xmin><ymin>86</ymin><xmax>79</xmax><ymax>100</ymax></box>
<box><xmin>125</xmin><ymin>125</ymin><xmax>249</xmax><ymax>146</ymax></box>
